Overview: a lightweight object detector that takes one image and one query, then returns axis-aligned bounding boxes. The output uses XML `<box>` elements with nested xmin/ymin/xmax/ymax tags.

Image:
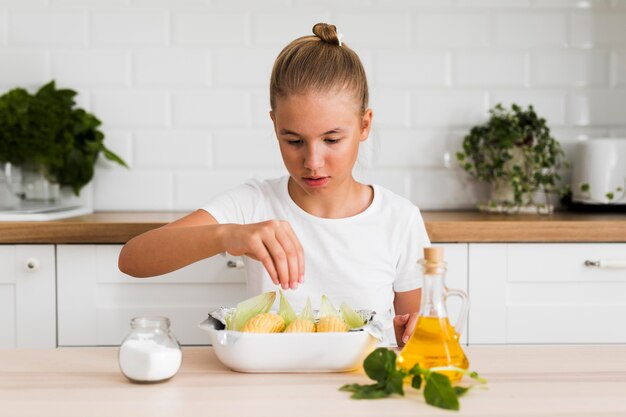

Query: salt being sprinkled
<box><xmin>119</xmin><ymin>338</ymin><xmax>182</xmax><ymax>382</ymax></box>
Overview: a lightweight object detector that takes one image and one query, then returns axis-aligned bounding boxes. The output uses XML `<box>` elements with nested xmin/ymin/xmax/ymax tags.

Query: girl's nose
<box><xmin>303</xmin><ymin>144</ymin><xmax>324</xmax><ymax>170</ymax></box>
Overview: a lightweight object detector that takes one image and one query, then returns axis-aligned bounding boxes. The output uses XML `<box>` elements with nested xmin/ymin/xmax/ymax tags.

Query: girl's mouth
<box><xmin>302</xmin><ymin>177</ymin><xmax>330</xmax><ymax>188</ymax></box>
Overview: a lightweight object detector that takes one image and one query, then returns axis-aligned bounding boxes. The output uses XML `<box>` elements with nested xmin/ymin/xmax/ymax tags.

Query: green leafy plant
<box><xmin>456</xmin><ymin>103</ymin><xmax>567</xmax><ymax>213</ymax></box>
<box><xmin>339</xmin><ymin>348</ymin><xmax>486</xmax><ymax>411</ymax></box>
<box><xmin>0</xmin><ymin>80</ymin><xmax>127</xmax><ymax>196</ymax></box>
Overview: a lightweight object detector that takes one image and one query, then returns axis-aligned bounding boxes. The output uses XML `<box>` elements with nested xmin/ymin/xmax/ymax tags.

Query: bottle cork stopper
<box><xmin>424</xmin><ymin>247</ymin><xmax>444</xmax><ymax>262</ymax></box>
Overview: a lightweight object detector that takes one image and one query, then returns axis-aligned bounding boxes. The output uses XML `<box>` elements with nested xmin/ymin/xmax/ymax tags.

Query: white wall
<box><xmin>1</xmin><ymin>0</ymin><xmax>625</xmax><ymax>211</ymax></box>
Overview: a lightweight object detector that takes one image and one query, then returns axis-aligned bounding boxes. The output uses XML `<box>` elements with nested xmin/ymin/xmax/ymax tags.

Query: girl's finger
<box><xmin>275</xmin><ymin>227</ymin><xmax>300</xmax><ymax>289</ymax></box>
<box><xmin>402</xmin><ymin>313</ymin><xmax>419</xmax><ymax>344</ymax></box>
<box><xmin>284</xmin><ymin>222</ymin><xmax>305</xmax><ymax>283</ymax></box>
<box><xmin>263</xmin><ymin>235</ymin><xmax>290</xmax><ymax>290</ymax></box>
<box><xmin>249</xmin><ymin>241</ymin><xmax>279</xmax><ymax>286</ymax></box>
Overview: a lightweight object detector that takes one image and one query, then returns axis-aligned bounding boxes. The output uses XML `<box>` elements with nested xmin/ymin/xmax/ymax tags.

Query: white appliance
<box><xmin>571</xmin><ymin>138</ymin><xmax>626</xmax><ymax>207</ymax></box>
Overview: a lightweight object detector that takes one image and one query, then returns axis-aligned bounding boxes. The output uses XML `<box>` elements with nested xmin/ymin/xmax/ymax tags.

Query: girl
<box><xmin>118</xmin><ymin>23</ymin><xmax>430</xmax><ymax>346</ymax></box>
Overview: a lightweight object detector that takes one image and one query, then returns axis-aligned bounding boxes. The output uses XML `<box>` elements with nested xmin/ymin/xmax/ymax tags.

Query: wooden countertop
<box><xmin>1</xmin><ymin>211</ymin><xmax>626</xmax><ymax>243</ymax></box>
<box><xmin>2</xmin><ymin>346</ymin><xmax>625</xmax><ymax>417</ymax></box>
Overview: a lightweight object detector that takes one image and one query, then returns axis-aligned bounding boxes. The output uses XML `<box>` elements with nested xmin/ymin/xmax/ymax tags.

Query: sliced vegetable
<box><xmin>284</xmin><ymin>319</ymin><xmax>316</xmax><ymax>333</ymax></box>
<box><xmin>241</xmin><ymin>313</ymin><xmax>285</xmax><ymax>333</ymax></box>
<box><xmin>317</xmin><ymin>316</ymin><xmax>348</xmax><ymax>333</ymax></box>
<box><xmin>228</xmin><ymin>291</ymin><xmax>276</xmax><ymax>331</ymax></box>
<box><xmin>278</xmin><ymin>290</ymin><xmax>297</xmax><ymax>327</ymax></box>
<box><xmin>299</xmin><ymin>296</ymin><xmax>314</xmax><ymax>322</ymax></box>
<box><xmin>340</xmin><ymin>302</ymin><xmax>365</xmax><ymax>329</ymax></box>
<box><xmin>320</xmin><ymin>294</ymin><xmax>340</xmax><ymax>318</ymax></box>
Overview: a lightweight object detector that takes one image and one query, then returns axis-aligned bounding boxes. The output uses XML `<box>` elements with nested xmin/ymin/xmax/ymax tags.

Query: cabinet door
<box><xmin>0</xmin><ymin>245</ymin><xmax>56</xmax><ymax>348</ymax></box>
<box><xmin>469</xmin><ymin>243</ymin><xmax>626</xmax><ymax>344</ymax></box>
<box><xmin>57</xmin><ymin>245</ymin><xmax>246</xmax><ymax>346</ymax></box>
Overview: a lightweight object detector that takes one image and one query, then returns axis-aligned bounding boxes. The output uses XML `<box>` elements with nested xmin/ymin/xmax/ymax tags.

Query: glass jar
<box><xmin>118</xmin><ymin>316</ymin><xmax>182</xmax><ymax>383</ymax></box>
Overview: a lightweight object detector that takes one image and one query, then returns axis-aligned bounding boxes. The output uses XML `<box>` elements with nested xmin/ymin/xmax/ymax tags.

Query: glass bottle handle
<box><xmin>445</xmin><ymin>287</ymin><xmax>469</xmax><ymax>335</ymax></box>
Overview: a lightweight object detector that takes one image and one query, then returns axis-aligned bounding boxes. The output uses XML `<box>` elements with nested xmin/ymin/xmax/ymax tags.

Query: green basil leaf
<box><xmin>339</xmin><ymin>383</ymin><xmax>389</xmax><ymax>399</ymax></box>
<box><xmin>454</xmin><ymin>386</ymin><xmax>471</xmax><ymax>397</ymax></box>
<box><xmin>423</xmin><ymin>373</ymin><xmax>460</xmax><ymax>411</ymax></box>
<box><xmin>385</xmin><ymin>371</ymin><xmax>405</xmax><ymax>396</ymax></box>
<box><xmin>411</xmin><ymin>374</ymin><xmax>422</xmax><ymax>390</ymax></box>
<box><xmin>363</xmin><ymin>348</ymin><xmax>396</xmax><ymax>382</ymax></box>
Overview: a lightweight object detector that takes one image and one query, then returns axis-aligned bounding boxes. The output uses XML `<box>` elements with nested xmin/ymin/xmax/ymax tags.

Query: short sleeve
<box><xmin>200</xmin><ymin>180</ymin><xmax>262</xmax><ymax>225</ymax></box>
<box><xmin>393</xmin><ymin>208</ymin><xmax>431</xmax><ymax>292</ymax></box>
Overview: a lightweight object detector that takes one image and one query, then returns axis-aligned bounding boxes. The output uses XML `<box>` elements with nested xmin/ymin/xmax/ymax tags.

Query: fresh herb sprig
<box><xmin>339</xmin><ymin>348</ymin><xmax>487</xmax><ymax>411</ymax></box>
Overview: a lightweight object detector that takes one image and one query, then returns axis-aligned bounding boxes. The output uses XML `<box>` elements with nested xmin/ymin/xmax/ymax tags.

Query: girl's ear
<box><xmin>359</xmin><ymin>108</ymin><xmax>373</xmax><ymax>142</ymax></box>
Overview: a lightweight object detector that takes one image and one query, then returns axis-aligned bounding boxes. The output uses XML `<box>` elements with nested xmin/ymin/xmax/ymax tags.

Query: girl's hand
<box><xmin>220</xmin><ymin>220</ymin><xmax>304</xmax><ymax>290</ymax></box>
<box><xmin>393</xmin><ymin>312</ymin><xmax>419</xmax><ymax>347</ymax></box>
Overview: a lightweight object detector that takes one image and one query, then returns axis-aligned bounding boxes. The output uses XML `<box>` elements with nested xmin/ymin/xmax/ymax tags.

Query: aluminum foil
<box><xmin>201</xmin><ymin>307</ymin><xmax>386</xmax><ymax>341</ymax></box>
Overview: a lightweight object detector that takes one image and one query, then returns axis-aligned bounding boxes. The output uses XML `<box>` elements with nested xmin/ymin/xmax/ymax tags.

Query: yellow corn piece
<box><xmin>241</xmin><ymin>313</ymin><xmax>286</xmax><ymax>333</ymax></box>
<box><xmin>316</xmin><ymin>316</ymin><xmax>348</xmax><ymax>333</ymax></box>
<box><xmin>284</xmin><ymin>318</ymin><xmax>316</xmax><ymax>333</ymax></box>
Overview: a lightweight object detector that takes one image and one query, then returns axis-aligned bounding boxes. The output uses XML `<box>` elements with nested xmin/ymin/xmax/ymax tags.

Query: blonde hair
<box><xmin>270</xmin><ymin>23</ymin><xmax>369</xmax><ymax>115</ymax></box>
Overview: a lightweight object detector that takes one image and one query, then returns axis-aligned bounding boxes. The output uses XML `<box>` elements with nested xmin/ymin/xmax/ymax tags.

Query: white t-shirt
<box><xmin>201</xmin><ymin>176</ymin><xmax>431</xmax><ymax>342</ymax></box>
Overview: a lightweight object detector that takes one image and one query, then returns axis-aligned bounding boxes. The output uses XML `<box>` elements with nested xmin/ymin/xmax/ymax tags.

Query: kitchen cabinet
<box><xmin>57</xmin><ymin>245</ymin><xmax>246</xmax><ymax>346</ymax></box>
<box><xmin>0</xmin><ymin>245</ymin><xmax>56</xmax><ymax>348</ymax></box>
<box><xmin>468</xmin><ymin>243</ymin><xmax>626</xmax><ymax>344</ymax></box>
<box><xmin>55</xmin><ymin>243</ymin><xmax>468</xmax><ymax>347</ymax></box>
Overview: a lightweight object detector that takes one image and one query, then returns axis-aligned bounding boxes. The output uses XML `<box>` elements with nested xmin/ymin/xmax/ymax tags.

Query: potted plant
<box><xmin>456</xmin><ymin>103</ymin><xmax>567</xmax><ymax>214</ymax></box>
<box><xmin>0</xmin><ymin>80</ymin><xmax>127</xmax><ymax>201</ymax></box>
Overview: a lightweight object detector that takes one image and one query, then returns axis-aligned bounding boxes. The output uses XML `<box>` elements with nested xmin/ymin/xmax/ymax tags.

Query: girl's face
<box><xmin>270</xmin><ymin>89</ymin><xmax>372</xmax><ymax>199</ymax></box>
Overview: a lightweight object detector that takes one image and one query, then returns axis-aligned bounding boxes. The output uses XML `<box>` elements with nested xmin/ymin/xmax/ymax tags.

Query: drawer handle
<box><xmin>227</xmin><ymin>260</ymin><xmax>245</xmax><ymax>269</ymax></box>
<box><xmin>584</xmin><ymin>259</ymin><xmax>626</xmax><ymax>269</ymax></box>
<box><xmin>25</xmin><ymin>258</ymin><xmax>40</xmax><ymax>272</ymax></box>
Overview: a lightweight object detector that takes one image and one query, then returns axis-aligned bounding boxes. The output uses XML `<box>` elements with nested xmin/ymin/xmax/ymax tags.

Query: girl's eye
<box><xmin>286</xmin><ymin>139</ymin><xmax>302</xmax><ymax>145</ymax></box>
<box><xmin>324</xmin><ymin>138</ymin><xmax>340</xmax><ymax>144</ymax></box>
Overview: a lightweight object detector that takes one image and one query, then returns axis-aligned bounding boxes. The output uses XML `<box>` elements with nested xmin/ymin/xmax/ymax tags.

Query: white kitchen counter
<box><xmin>1</xmin><ymin>345</ymin><xmax>625</xmax><ymax>417</ymax></box>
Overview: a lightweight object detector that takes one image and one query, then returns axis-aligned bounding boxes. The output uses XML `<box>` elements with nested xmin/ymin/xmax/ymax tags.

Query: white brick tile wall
<box><xmin>454</xmin><ymin>52</ymin><xmax>527</xmax><ymax>86</ymax></box>
<box><xmin>332</xmin><ymin>11</ymin><xmax>411</xmax><ymax>48</ymax></box>
<box><xmin>213</xmin><ymin>130</ymin><xmax>284</xmax><ymax>169</ymax></box>
<box><xmin>570</xmin><ymin>91</ymin><xmax>626</xmax><ymax>125</ymax></box>
<box><xmin>414</xmin><ymin>12</ymin><xmax>490</xmax><ymax>47</ymax></box>
<box><xmin>0</xmin><ymin>1</ymin><xmax>624</xmax><ymax>211</ymax></box>
<box><xmin>571</xmin><ymin>12</ymin><xmax>626</xmax><ymax>47</ymax></box>
<box><xmin>93</xmin><ymin>169</ymin><xmax>173</xmax><ymax>210</ymax></box>
<box><xmin>214</xmin><ymin>49</ymin><xmax>275</xmax><ymax>87</ymax></box>
<box><xmin>51</xmin><ymin>50</ymin><xmax>129</xmax><ymax>87</ymax></box>
<box><xmin>373</xmin><ymin>51</ymin><xmax>448</xmax><ymax>87</ymax></box>
<box><xmin>410</xmin><ymin>168</ymin><xmax>489</xmax><ymax>210</ymax></box>
<box><xmin>251</xmin><ymin>11</ymin><xmax>330</xmax><ymax>46</ymax></box>
<box><xmin>369</xmin><ymin>88</ymin><xmax>411</xmax><ymax>128</ymax></box>
<box><xmin>0</xmin><ymin>51</ymin><xmax>47</xmax><ymax>87</ymax></box>
<box><xmin>612</xmin><ymin>49</ymin><xmax>626</xmax><ymax>86</ymax></box>
<box><xmin>174</xmin><ymin>171</ymin><xmax>254</xmax><ymax>211</ymax></box>
<box><xmin>133</xmin><ymin>131</ymin><xmax>211</xmax><ymax>169</ymax></box>
<box><xmin>8</xmin><ymin>10</ymin><xmax>86</xmax><ymax>46</ymax></box>
<box><xmin>133</xmin><ymin>49</ymin><xmax>209</xmax><ymax>86</ymax></box>
<box><xmin>494</xmin><ymin>13</ymin><xmax>567</xmax><ymax>47</ymax></box>
<box><xmin>172</xmin><ymin>91</ymin><xmax>249</xmax><ymax>128</ymax></box>
<box><xmin>250</xmin><ymin>90</ymin><xmax>273</xmax><ymax>130</ymax></box>
<box><xmin>92</xmin><ymin>91</ymin><xmax>169</xmax><ymax>128</ymax></box>
<box><xmin>531</xmin><ymin>50</ymin><xmax>609</xmax><ymax>87</ymax></box>
<box><xmin>91</xmin><ymin>10</ymin><xmax>167</xmax><ymax>46</ymax></box>
<box><xmin>413</xmin><ymin>91</ymin><xmax>488</xmax><ymax>127</ymax></box>
<box><xmin>171</xmin><ymin>11</ymin><xmax>247</xmax><ymax>46</ymax></box>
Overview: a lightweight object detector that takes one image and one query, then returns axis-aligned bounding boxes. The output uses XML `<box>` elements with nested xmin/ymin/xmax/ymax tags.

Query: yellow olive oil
<box><xmin>397</xmin><ymin>316</ymin><xmax>469</xmax><ymax>382</ymax></box>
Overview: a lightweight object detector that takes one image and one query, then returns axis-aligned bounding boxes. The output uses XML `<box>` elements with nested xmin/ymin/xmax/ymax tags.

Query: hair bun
<box><xmin>312</xmin><ymin>23</ymin><xmax>340</xmax><ymax>45</ymax></box>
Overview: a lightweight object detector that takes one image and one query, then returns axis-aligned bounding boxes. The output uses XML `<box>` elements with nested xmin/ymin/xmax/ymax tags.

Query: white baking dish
<box><xmin>198</xmin><ymin>310</ymin><xmax>384</xmax><ymax>373</ymax></box>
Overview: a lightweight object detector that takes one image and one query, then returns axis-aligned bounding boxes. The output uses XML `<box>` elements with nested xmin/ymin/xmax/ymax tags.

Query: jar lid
<box><xmin>130</xmin><ymin>316</ymin><xmax>171</xmax><ymax>329</ymax></box>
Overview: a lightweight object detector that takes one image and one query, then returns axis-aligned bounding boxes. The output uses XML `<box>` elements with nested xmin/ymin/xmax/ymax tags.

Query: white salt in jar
<box><xmin>118</xmin><ymin>317</ymin><xmax>182</xmax><ymax>383</ymax></box>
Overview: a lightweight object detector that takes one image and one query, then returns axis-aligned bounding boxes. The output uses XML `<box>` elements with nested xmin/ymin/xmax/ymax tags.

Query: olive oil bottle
<box><xmin>397</xmin><ymin>247</ymin><xmax>469</xmax><ymax>382</ymax></box>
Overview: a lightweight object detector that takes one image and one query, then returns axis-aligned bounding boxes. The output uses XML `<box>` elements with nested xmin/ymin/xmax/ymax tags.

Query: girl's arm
<box><xmin>393</xmin><ymin>289</ymin><xmax>421</xmax><ymax>346</ymax></box>
<box><xmin>118</xmin><ymin>210</ymin><xmax>304</xmax><ymax>289</ymax></box>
